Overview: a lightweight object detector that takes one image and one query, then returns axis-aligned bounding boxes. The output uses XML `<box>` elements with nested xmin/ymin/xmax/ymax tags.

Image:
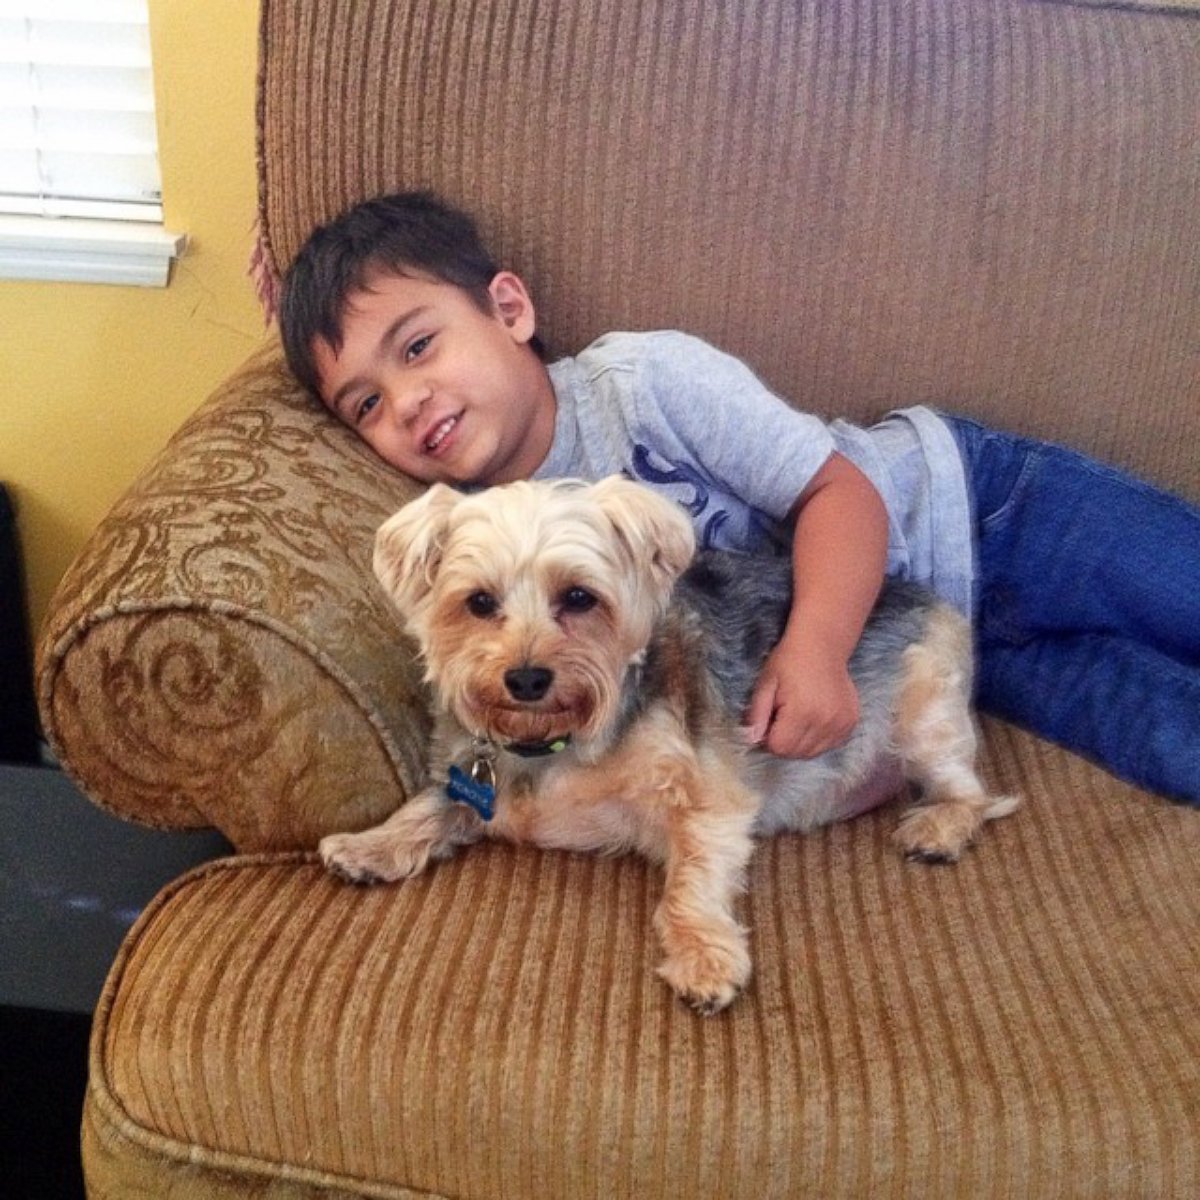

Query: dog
<box><xmin>319</xmin><ymin>476</ymin><xmax>1018</xmax><ymax>1013</ymax></box>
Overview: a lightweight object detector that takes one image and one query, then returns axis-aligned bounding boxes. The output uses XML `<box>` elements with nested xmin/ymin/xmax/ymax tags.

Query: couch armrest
<box><xmin>36</xmin><ymin>346</ymin><xmax>429</xmax><ymax>851</ymax></box>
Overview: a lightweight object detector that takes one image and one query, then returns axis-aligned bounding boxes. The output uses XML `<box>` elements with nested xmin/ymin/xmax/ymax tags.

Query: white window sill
<box><xmin>0</xmin><ymin>215</ymin><xmax>187</xmax><ymax>288</ymax></box>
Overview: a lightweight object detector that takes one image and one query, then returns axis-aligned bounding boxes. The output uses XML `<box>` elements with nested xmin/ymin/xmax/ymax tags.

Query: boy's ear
<box><xmin>373</xmin><ymin>484</ymin><xmax>462</xmax><ymax>623</ymax></box>
<box><xmin>487</xmin><ymin>271</ymin><xmax>537</xmax><ymax>344</ymax></box>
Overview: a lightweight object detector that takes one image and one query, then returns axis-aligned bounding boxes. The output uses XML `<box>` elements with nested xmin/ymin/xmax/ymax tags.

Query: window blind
<box><xmin>0</xmin><ymin>0</ymin><xmax>163</xmax><ymax>221</ymax></box>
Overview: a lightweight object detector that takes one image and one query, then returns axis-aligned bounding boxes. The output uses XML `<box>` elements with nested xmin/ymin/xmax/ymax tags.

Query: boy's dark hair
<box><xmin>279</xmin><ymin>191</ymin><xmax>512</xmax><ymax>397</ymax></box>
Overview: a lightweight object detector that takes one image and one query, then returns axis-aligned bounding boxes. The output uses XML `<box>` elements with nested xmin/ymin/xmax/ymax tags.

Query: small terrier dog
<box><xmin>320</xmin><ymin>477</ymin><xmax>1017</xmax><ymax>1013</ymax></box>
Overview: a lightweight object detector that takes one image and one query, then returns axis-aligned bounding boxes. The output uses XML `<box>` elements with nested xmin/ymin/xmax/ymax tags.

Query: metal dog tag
<box><xmin>446</xmin><ymin>751</ymin><xmax>497</xmax><ymax>821</ymax></box>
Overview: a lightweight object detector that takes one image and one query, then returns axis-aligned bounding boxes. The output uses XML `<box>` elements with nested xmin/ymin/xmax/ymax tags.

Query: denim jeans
<box><xmin>942</xmin><ymin>415</ymin><xmax>1200</xmax><ymax>805</ymax></box>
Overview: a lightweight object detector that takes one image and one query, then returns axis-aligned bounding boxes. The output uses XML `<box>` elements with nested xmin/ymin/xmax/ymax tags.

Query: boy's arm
<box><xmin>745</xmin><ymin>452</ymin><xmax>889</xmax><ymax>758</ymax></box>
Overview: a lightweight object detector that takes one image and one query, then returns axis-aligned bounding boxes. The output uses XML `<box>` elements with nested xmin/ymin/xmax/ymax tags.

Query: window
<box><xmin>0</xmin><ymin>0</ymin><xmax>184</xmax><ymax>286</ymax></box>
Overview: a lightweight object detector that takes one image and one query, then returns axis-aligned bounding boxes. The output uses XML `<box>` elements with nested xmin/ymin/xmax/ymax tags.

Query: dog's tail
<box><xmin>981</xmin><ymin>793</ymin><xmax>1021</xmax><ymax>822</ymax></box>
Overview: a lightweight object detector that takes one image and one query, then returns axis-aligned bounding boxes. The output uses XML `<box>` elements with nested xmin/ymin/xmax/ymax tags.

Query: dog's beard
<box><xmin>437</xmin><ymin>654</ymin><xmax>624</xmax><ymax>746</ymax></box>
<box><xmin>480</xmin><ymin>702</ymin><xmax>582</xmax><ymax>745</ymax></box>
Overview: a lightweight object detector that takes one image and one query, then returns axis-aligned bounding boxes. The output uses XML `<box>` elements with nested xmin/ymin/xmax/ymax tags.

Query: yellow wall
<box><xmin>0</xmin><ymin>0</ymin><xmax>266</xmax><ymax>640</ymax></box>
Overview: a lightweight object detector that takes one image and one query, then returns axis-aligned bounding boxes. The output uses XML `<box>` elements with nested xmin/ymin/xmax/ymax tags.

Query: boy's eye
<box><xmin>354</xmin><ymin>394</ymin><xmax>380</xmax><ymax>424</ymax></box>
<box><xmin>560</xmin><ymin>587</ymin><xmax>598</xmax><ymax>613</ymax></box>
<box><xmin>466</xmin><ymin>591</ymin><xmax>499</xmax><ymax>618</ymax></box>
<box><xmin>405</xmin><ymin>334</ymin><xmax>433</xmax><ymax>363</ymax></box>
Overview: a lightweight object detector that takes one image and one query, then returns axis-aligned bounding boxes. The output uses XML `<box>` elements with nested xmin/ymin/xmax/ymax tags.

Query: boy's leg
<box><xmin>944</xmin><ymin>416</ymin><xmax>1200</xmax><ymax>805</ymax></box>
<box><xmin>981</xmin><ymin>632</ymin><xmax>1200</xmax><ymax>804</ymax></box>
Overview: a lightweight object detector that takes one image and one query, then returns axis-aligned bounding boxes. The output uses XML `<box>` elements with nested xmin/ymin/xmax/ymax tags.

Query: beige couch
<box><xmin>38</xmin><ymin>1</ymin><xmax>1200</xmax><ymax>1195</ymax></box>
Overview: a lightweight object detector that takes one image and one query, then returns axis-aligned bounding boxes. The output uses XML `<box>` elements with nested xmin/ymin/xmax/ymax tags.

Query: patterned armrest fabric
<box><xmin>37</xmin><ymin>347</ymin><xmax>429</xmax><ymax>850</ymax></box>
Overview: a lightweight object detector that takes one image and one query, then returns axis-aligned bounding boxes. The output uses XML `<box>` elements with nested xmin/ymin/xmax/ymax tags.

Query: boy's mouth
<box><xmin>422</xmin><ymin>413</ymin><xmax>461</xmax><ymax>455</ymax></box>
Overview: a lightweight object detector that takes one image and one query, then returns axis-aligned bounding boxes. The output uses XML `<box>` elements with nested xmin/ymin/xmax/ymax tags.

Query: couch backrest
<box><xmin>255</xmin><ymin>0</ymin><xmax>1199</xmax><ymax>499</ymax></box>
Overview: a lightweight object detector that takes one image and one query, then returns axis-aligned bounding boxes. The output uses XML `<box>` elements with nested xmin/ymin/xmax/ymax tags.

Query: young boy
<box><xmin>280</xmin><ymin>191</ymin><xmax>1200</xmax><ymax>806</ymax></box>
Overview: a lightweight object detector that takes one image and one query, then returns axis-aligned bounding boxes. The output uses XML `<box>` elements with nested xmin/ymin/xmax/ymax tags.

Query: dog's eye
<box><xmin>466</xmin><ymin>591</ymin><xmax>499</xmax><ymax>618</ymax></box>
<box><xmin>560</xmin><ymin>586</ymin><xmax>598</xmax><ymax>613</ymax></box>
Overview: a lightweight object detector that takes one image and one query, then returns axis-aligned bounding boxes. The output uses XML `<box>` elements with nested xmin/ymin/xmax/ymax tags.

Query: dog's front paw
<box><xmin>657</xmin><ymin>930</ymin><xmax>751</xmax><ymax>1016</ymax></box>
<box><xmin>319</xmin><ymin>828</ymin><xmax>434</xmax><ymax>885</ymax></box>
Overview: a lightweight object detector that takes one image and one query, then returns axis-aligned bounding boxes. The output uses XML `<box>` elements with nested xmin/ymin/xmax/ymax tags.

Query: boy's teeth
<box><xmin>426</xmin><ymin>416</ymin><xmax>456</xmax><ymax>450</ymax></box>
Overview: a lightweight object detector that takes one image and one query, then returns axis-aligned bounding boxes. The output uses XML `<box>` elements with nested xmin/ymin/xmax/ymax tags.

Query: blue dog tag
<box><xmin>446</xmin><ymin>763</ymin><xmax>496</xmax><ymax>821</ymax></box>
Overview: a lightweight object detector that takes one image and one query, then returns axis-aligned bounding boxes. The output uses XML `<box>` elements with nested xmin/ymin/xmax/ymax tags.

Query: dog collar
<box><xmin>503</xmin><ymin>736</ymin><xmax>572</xmax><ymax>758</ymax></box>
<box><xmin>444</xmin><ymin>734</ymin><xmax>571</xmax><ymax>821</ymax></box>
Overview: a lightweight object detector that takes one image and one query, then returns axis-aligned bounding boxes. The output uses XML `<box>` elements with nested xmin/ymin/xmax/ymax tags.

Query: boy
<box><xmin>280</xmin><ymin>191</ymin><xmax>1200</xmax><ymax>805</ymax></box>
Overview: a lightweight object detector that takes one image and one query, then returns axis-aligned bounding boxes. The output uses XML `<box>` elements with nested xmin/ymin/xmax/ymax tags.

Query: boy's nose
<box><xmin>397</xmin><ymin>382</ymin><xmax>433</xmax><ymax>425</ymax></box>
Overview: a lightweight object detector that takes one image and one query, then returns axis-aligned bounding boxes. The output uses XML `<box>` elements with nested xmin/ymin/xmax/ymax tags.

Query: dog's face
<box><xmin>374</xmin><ymin>477</ymin><xmax>695</xmax><ymax>745</ymax></box>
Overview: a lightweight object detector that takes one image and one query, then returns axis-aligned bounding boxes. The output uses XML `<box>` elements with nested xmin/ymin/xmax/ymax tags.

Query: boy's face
<box><xmin>312</xmin><ymin>270</ymin><xmax>555</xmax><ymax>486</ymax></box>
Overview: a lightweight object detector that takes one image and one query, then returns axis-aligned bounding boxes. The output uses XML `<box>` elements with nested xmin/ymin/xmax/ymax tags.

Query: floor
<box><xmin>1</xmin><ymin>1005</ymin><xmax>88</xmax><ymax>1199</ymax></box>
<box><xmin>0</xmin><ymin>761</ymin><xmax>227</xmax><ymax>1199</ymax></box>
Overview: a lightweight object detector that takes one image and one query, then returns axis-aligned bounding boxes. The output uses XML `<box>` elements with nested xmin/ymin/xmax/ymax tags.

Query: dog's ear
<box><xmin>373</xmin><ymin>484</ymin><xmax>462</xmax><ymax>619</ymax></box>
<box><xmin>590</xmin><ymin>476</ymin><xmax>696</xmax><ymax>605</ymax></box>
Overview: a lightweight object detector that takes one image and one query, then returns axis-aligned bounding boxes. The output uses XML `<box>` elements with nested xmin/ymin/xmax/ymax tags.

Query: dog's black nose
<box><xmin>504</xmin><ymin>666</ymin><xmax>554</xmax><ymax>703</ymax></box>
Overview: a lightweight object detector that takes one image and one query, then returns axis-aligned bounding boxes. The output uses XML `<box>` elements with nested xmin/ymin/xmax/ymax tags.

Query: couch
<box><xmin>37</xmin><ymin>1</ymin><xmax>1200</xmax><ymax>1195</ymax></box>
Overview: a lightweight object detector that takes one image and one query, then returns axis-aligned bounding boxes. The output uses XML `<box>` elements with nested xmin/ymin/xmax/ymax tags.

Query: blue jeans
<box><xmin>942</xmin><ymin>415</ymin><xmax>1200</xmax><ymax>805</ymax></box>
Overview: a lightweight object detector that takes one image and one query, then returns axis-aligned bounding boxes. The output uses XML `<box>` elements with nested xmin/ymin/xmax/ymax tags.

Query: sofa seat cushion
<box><xmin>84</xmin><ymin>720</ymin><xmax>1200</xmax><ymax>1200</ymax></box>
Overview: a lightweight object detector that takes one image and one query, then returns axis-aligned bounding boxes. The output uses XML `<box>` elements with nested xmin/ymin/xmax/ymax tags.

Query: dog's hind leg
<box><xmin>891</xmin><ymin>607</ymin><xmax>1019</xmax><ymax>863</ymax></box>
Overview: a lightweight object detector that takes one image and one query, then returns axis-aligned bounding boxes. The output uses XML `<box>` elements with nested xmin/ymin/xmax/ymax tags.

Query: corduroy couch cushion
<box><xmin>84</xmin><ymin>722</ymin><xmax>1200</xmax><ymax>1199</ymax></box>
<box><xmin>257</xmin><ymin>0</ymin><xmax>1200</xmax><ymax>496</ymax></box>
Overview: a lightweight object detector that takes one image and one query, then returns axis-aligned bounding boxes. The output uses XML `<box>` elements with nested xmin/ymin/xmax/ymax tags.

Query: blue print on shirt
<box><xmin>629</xmin><ymin>445</ymin><xmax>730</xmax><ymax>551</ymax></box>
<box><xmin>628</xmin><ymin>444</ymin><xmax>788</xmax><ymax>555</ymax></box>
<box><xmin>630</xmin><ymin>445</ymin><xmax>709</xmax><ymax>515</ymax></box>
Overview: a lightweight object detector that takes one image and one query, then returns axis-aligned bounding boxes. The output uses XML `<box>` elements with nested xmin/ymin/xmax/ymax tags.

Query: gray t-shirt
<box><xmin>536</xmin><ymin>330</ymin><xmax>974</xmax><ymax>614</ymax></box>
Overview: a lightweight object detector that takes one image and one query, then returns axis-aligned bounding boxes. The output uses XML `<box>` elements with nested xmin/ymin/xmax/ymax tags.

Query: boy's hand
<box><xmin>744</xmin><ymin>450</ymin><xmax>885</xmax><ymax>759</ymax></box>
<box><xmin>745</xmin><ymin>634</ymin><xmax>860</xmax><ymax>758</ymax></box>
